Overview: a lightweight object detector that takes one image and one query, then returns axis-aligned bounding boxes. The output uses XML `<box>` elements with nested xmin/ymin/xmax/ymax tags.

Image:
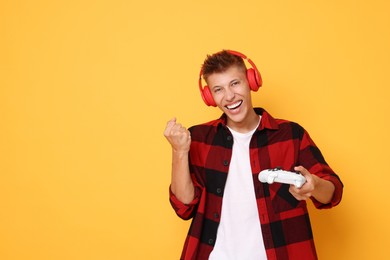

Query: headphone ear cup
<box><xmin>201</xmin><ymin>85</ymin><xmax>217</xmax><ymax>107</ymax></box>
<box><xmin>246</xmin><ymin>68</ymin><xmax>262</xmax><ymax>92</ymax></box>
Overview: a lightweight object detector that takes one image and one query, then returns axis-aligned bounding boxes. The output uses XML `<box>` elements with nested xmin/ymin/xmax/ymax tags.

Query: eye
<box><xmin>231</xmin><ymin>80</ymin><xmax>240</xmax><ymax>86</ymax></box>
<box><xmin>213</xmin><ymin>87</ymin><xmax>222</xmax><ymax>93</ymax></box>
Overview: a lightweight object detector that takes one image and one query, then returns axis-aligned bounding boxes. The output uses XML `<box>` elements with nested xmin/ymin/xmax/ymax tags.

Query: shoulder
<box><xmin>276</xmin><ymin>118</ymin><xmax>304</xmax><ymax>130</ymax></box>
<box><xmin>255</xmin><ymin>108</ymin><xmax>305</xmax><ymax>134</ymax></box>
<box><xmin>269</xmin><ymin>116</ymin><xmax>307</xmax><ymax>140</ymax></box>
<box><xmin>189</xmin><ymin>118</ymin><xmax>220</xmax><ymax>131</ymax></box>
<box><xmin>188</xmin><ymin>118</ymin><xmax>223</xmax><ymax>141</ymax></box>
<box><xmin>261</xmin><ymin>109</ymin><xmax>299</xmax><ymax>128</ymax></box>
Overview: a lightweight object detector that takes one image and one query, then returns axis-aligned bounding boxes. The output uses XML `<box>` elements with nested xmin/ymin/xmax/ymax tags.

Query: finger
<box><xmin>294</xmin><ymin>194</ymin><xmax>310</xmax><ymax>201</ymax></box>
<box><xmin>289</xmin><ymin>185</ymin><xmax>300</xmax><ymax>194</ymax></box>
<box><xmin>289</xmin><ymin>187</ymin><xmax>310</xmax><ymax>201</ymax></box>
<box><xmin>294</xmin><ymin>166</ymin><xmax>310</xmax><ymax>176</ymax></box>
<box><xmin>171</xmin><ymin>123</ymin><xmax>185</xmax><ymax>134</ymax></box>
<box><xmin>164</xmin><ymin>117</ymin><xmax>177</xmax><ymax>136</ymax></box>
<box><xmin>289</xmin><ymin>188</ymin><xmax>303</xmax><ymax>201</ymax></box>
<box><xmin>166</xmin><ymin>117</ymin><xmax>177</xmax><ymax>128</ymax></box>
<box><xmin>290</xmin><ymin>183</ymin><xmax>308</xmax><ymax>194</ymax></box>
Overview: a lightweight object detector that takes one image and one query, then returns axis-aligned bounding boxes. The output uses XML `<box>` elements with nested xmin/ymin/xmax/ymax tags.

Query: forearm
<box><xmin>311</xmin><ymin>175</ymin><xmax>336</xmax><ymax>204</ymax></box>
<box><xmin>170</xmin><ymin>150</ymin><xmax>195</xmax><ymax>204</ymax></box>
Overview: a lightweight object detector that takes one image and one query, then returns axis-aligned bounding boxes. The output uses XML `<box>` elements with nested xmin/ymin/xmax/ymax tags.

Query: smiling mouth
<box><xmin>226</xmin><ymin>100</ymin><xmax>243</xmax><ymax>110</ymax></box>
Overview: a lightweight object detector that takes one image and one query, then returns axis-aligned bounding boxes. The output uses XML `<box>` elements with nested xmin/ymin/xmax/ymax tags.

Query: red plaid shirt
<box><xmin>169</xmin><ymin>108</ymin><xmax>343</xmax><ymax>260</ymax></box>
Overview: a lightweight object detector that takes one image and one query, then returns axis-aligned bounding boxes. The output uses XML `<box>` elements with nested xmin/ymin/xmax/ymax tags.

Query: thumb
<box><xmin>294</xmin><ymin>166</ymin><xmax>309</xmax><ymax>176</ymax></box>
<box><xmin>167</xmin><ymin>117</ymin><xmax>177</xmax><ymax>127</ymax></box>
<box><xmin>164</xmin><ymin>118</ymin><xmax>177</xmax><ymax>135</ymax></box>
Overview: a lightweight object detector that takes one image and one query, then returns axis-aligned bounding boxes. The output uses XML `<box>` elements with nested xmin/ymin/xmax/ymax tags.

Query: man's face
<box><xmin>206</xmin><ymin>66</ymin><xmax>255</xmax><ymax>128</ymax></box>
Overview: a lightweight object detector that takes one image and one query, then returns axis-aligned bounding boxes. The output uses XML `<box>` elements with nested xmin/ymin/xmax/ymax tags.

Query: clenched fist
<box><xmin>164</xmin><ymin>118</ymin><xmax>191</xmax><ymax>153</ymax></box>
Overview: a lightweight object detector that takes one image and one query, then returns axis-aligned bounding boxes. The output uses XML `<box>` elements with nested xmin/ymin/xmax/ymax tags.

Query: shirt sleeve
<box><xmin>169</xmin><ymin>185</ymin><xmax>201</xmax><ymax>220</ymax></box>
<box><xmin>299</xmin><ymin>127</ymin><xmax>344</xmax><ymax>209</ymax></box>
<box><xmin>309</xmin><ymin>164</ymin><xmax>344</xmax><ymax>209</ymax></box>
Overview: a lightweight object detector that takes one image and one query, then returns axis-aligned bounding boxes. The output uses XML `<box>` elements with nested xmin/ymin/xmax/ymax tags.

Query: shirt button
<box><xmin>213</xmin><ymin>213</ymin><xmax>219</xmax><ymax>219</ymax></box>
<box><xmin>223</xmin><ymin>160</ymin><xmax>229</xmax><ymax>166</ymax></box>
<box><xmin>216</xmin><ymin>188</ymin><xmax>222</xmax><ymax>194</ymax></box>
<box><xmin>227</xmin><ymin>135</ymin><xmax>232</xmax><ymax>141</ymax></box>
<box><xmin>208</xmin><ymin>239</ymin><xmax>214</xmax><ymax>245</ymax></box>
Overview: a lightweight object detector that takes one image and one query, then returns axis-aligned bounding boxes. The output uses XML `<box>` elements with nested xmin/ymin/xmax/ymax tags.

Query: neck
<box><xmin>227</xmin><ymin>109</ymin><xmax>259</xmax><ymax>133</ymax></box>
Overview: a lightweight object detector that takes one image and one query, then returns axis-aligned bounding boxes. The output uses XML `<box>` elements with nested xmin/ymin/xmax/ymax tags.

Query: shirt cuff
<box><xmin>311</xmin><ymin>175</ymin><xmax>343</xmax><ymax>209</ymax></box>
<box><xmin>169</xmin><ymin>185</ymin><xmax>200</xmax><ymax>220</ymax></box>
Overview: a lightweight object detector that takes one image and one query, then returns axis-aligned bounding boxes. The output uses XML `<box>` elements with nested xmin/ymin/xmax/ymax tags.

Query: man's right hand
<box><xmin>164</xmin><ymin>118</ymin><xmax>191</xmax><ymax>153</ymax></box>
<box><xmin>164</xmin><ymin>118</ymin><xmax>194</xmax><ymax>204</ymax></box>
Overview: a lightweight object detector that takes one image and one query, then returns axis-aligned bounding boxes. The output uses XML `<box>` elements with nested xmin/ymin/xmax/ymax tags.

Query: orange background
<box><xmin>1</xmin><ymin>1</ymin><xmax>389</xmax><ymax>259</ymax></box>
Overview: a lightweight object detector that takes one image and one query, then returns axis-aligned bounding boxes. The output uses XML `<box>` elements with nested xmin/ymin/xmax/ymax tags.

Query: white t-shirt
<box><xmin>209</xmin><ymin>118</ymin><xmax>267</xmax><ymax>260</ymax></box>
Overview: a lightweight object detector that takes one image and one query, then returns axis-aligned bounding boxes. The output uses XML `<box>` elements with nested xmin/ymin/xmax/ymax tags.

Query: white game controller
<box><xmin>258</xmin><ymin>167</ymin><xmax>306</xmax><ymax>188</ymax></box>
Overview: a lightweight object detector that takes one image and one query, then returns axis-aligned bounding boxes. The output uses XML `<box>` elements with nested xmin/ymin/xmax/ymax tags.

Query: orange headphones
<box><xmin>198</xmin><ymin>50</ymin><xmax>262</xmax><ymax>107</ymax></box>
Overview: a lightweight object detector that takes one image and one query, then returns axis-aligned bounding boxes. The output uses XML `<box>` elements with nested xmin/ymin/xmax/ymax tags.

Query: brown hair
<box><xmin>201</xmin><ymin>50</ymin><xmax>246</xmax><ymax>81</ymax></box>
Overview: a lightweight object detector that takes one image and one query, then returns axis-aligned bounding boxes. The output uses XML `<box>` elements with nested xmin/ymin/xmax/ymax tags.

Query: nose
<box><xmin>225</xmin><ymin>87</ymin><xmax>235</xmax><ymax>101</ymax></box>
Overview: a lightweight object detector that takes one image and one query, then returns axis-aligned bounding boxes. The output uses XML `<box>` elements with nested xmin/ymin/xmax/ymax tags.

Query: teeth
<box><xmin>226</xmin><ymin>101</ymin><xmax>242</xmax><ymax>110</ymax></box>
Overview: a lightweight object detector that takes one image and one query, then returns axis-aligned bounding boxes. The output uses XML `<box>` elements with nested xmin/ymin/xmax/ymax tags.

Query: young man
<box><xmin>164</xmin><ymin>50</ymin><xmax>343</xmax><ymax>260</ymax></box>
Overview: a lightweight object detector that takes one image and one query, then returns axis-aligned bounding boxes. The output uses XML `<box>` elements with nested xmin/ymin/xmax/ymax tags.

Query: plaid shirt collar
<box><xmin>215</xmin><ymin>107</ymin><xmax>279</xmax><ymax>132</ymax></box>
